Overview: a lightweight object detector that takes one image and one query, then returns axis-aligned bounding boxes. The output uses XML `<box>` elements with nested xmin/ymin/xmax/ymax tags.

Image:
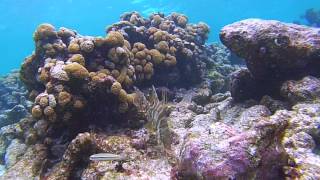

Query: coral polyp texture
<box><xmin>20</xmin><ymin>12</ymin><xmax>210</xmax><ymax>133</ymax></box>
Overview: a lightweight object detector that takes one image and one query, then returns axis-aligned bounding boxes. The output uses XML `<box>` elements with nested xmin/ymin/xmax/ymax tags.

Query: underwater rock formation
<box><xmin>43</xmin><ymin>130</ymin><xmax>172</xmax><ymax>179</ymax></box>
<box><xmin>281</xmin><ymin>103</ymin><xmax>320</xmax><ymax>179</ymax></box>
<box><xmin>4</xmin><ymin>11</ymin><xmax>319</xmax><ymax>180</ymax></box>
<box><xmin>0</xmin><ymin>105</ymin><xmax>28</xmax><ymax>128</ymax></box>
<box><xmin>281</xmin><ymin>76</ymin><xmax>320</xmax><ymax>104</ymax></box>
<box><xmin>0</xmin><ymin>70</ymin><xmax>31</xmax><ymax>111</ymax></box>
<box><xmin>221</xmin><ymin>19</ymin><xmax>320</xmax><ymax>80</ymax></box>
<box><xmin>229</xmin><ymin>68</ymin><xmax>265</xmax><ymax>101</ymax></box>
<box><xmin>0</xmin><ymin>115</ymin><xmax>38</xmax><ymax>177</ymax></box>
<box><xmin>0</xmin><ymin>71</ymin><xmax>32</xmax><ymax>128</ymax></box>
<box><xmin>221</xmin><ymin>19</ymin><xmax>320</xmax><ymax>101</ymax></box>
<box><xmin>1</xmin><ymin>144</ymin><xmax>47</xmax><ymax>179</ymax></box>
<box><xmin>1</xmin><ymin>74</ymin><xmax>319</xmax><ymax>179</ymax></box>
<box><xmin>169</xmin><ymin>92</ymin><xmax>287</xmax><ymax>179</ymax></box>
<box><xmin>201</xmin><ymin>43</ymin><xmax>242</xmax><ymax>94</ymax></box>
<box><xmin>170</xmin><ymin>76</ymin><xmax>320</xmax><ymax>179</ymax></box>
<box><xmin>0</xmin><ymin>71</ymin><xmax>35</xmax><ymax>175</ymax></box>
<box><xmin>259</xmin><ymin>95</ymin><xmax>289</xmax><ymax>113</ymax></box>
<box><xmin>4</xmin><ymin>139</ymin><xmax>27</xmax><ymax>168</ymax></box>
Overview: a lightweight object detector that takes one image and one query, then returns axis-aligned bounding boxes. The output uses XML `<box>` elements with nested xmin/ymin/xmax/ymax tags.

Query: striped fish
<box><xmin>134</xmin><ymin>86</ymin><xmax>172</xmax><ymax>149</ymax></box>
<box><xmin>89</xmin><ymin>153</ymin><xmax>127</xmax><ymax>161</ymax></box>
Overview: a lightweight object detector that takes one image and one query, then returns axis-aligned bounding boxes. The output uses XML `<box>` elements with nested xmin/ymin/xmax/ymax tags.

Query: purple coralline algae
<box><xmin>221</xmin><ymin>19</ymin><xmax>320</xmax><ymax>80</ymax></box>
<box><xmin>221</xmin><ymin>19</ymin><xmax>320</xmax><ymax>101</ymax></box>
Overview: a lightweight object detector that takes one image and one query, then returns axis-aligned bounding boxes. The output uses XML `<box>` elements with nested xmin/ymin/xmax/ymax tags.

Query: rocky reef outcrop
<box><xmin>221</xmin><ymin>19</ymin><xmax>320</xmax><ymax>81</ymax></box>
<box><xmin>216</xmin><ymin>18</ymin><xmax>320</xmax><ymax>179</ymax></box>
<box><xmin>0</xmin><ymin>71</ymin><xmax>32</xmax><ymax>128</ymax></box>
<box><xmin>221</xmin><ymin>19</ymin><xmax>320</xmax><ymax>101</ymax></box>
<box><xmin>202</xmin><ymin>43</ymin><xmax>242</xmax><ymax>94</ymax></box>
<box><xmin>172</xmin><ymin>74</ymin><xmax>320</xmax><ymax>179</ymax></box>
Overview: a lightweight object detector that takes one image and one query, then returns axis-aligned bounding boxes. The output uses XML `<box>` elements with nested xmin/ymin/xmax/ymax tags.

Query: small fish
<box><xmin>89</xmin><ymin>153</ymin><xmax>126</xmax><ymax>161</ymax></box>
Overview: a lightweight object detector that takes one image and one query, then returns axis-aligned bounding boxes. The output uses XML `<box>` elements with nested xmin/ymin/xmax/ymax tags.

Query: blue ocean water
<box><xmin>0</xmin><ymin>0</ymin><xmax>319</xmax><ymax>75</ymax></box>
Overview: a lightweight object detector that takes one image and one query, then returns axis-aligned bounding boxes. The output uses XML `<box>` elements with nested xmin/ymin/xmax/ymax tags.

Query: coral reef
<box><xmin>0</xmin><ymin>144</ymin><xmax>47</xmax><ymax>179</ymax></box>
<box><xmin>0</xmin><ymin>71</ymin><xmax>32</xmax><ymax>128</ymax></box>
<box><xmin>221</xmin><ymin>19</ymin><xmax>320</xmax><ymax>81</ymax></box>
<box><xmin>18</xmin><ymin>11</ymin><xmax>239</xmax><ymax>152</ymax></box>
<box><xmin>4</xmin><ymin>139</ymin><xmax>27</xmax><ymax>168</ymax></box>
<box><xmin>281</xmin><ymin>76</ymin><xmax>320</xmax><ymax>104</ymax></box>
<box><xmin>218</xmin><ymin>19</ymin><xmax>320</xmax><ymax>179</ymax></box>
<box><xmin>20</xmin><ymin>11</ymin><xmax>212</xmax><ymax>136</ymax></box>
<box><xmin>201</xmin><ymin>43</ymin><xmax>242</xmax><ymax>94</ymax></box>
<box><xmin>0</xmin><ymin>105</ymin><xmax>28</xmax><ymax>128</ymax></box>
<box><xmin>0</xmin><ymin>115</ymin><xmax>38</xmax><ymax>177</ymax></box>
<box><xmin>3</xmin><ymin>82</ymin><xmax>319</xmax><ymax>179</ymax></box>
<box><xmin>2</xmin><ymin>12</ymin><xmax>320</xmax><ymax>180</ymax></box>
<box><xmin>170</xmin><ymin>76</ymin><xmax>320</xmax><ymax>179</ymax></box>
<box><xmin>221</xmin><ymin>19</ymin><xmax>320</xmax><ymax>101</ymax></box>
<box><xmin>175</xmin><ymin>104</ymin><xmax>288</xmax><ymax>179</ymax></box>
<box><xmin>10</xmin><ymin>11</ymin><xmax>235</xmax><ymax>179</ymax></box>
<box><xmin>281</xmin><ymin>103</ymin><xmax>320</xmax><ymax>179</ymax></box>
<box><xmin>0</xmin><ymin>71</ymin><xmax>35</xmax><ymax>176</ymax></box>
<box><xmin>42</xmin><ymin>131</ymin><xmax>172</xmax><ymax>179</ymax></box>
<box><xmin>107</xmin><ymin>11</ymin><xmax>210</xmax><ymax>86</ymax></box>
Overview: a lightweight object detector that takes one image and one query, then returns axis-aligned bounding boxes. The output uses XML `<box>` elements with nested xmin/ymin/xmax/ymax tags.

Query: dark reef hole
<box><xmin>136</xmin><ymin>60</ymin><xmax>202</xmax><ymax>89</ymax></box>
<box><xmin>120</xmin><ymin>27</ymin><xmax>153</xmax><ymax>48</ymax></box>
<box><xmin>64</xmin><ymin>94</ymin><xmax>144</xmax><ymax>135</ymax></box>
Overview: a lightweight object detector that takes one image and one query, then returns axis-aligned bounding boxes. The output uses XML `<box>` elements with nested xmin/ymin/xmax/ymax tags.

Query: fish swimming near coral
<box><xmin>89</xmin><ymin>153</ymin><xmax>127</xmax><ymax>161</ymax></box>
<box><xmin>133</xmin><ymin>86</ymin><xmax>173</xmax><ymax>150</ymax></box>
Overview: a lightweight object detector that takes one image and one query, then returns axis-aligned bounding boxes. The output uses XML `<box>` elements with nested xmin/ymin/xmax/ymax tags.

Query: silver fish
<box><xmin>89</xmin><ymin>153</ymin><xmax>126</xmax><ymax>161</ymax></box>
